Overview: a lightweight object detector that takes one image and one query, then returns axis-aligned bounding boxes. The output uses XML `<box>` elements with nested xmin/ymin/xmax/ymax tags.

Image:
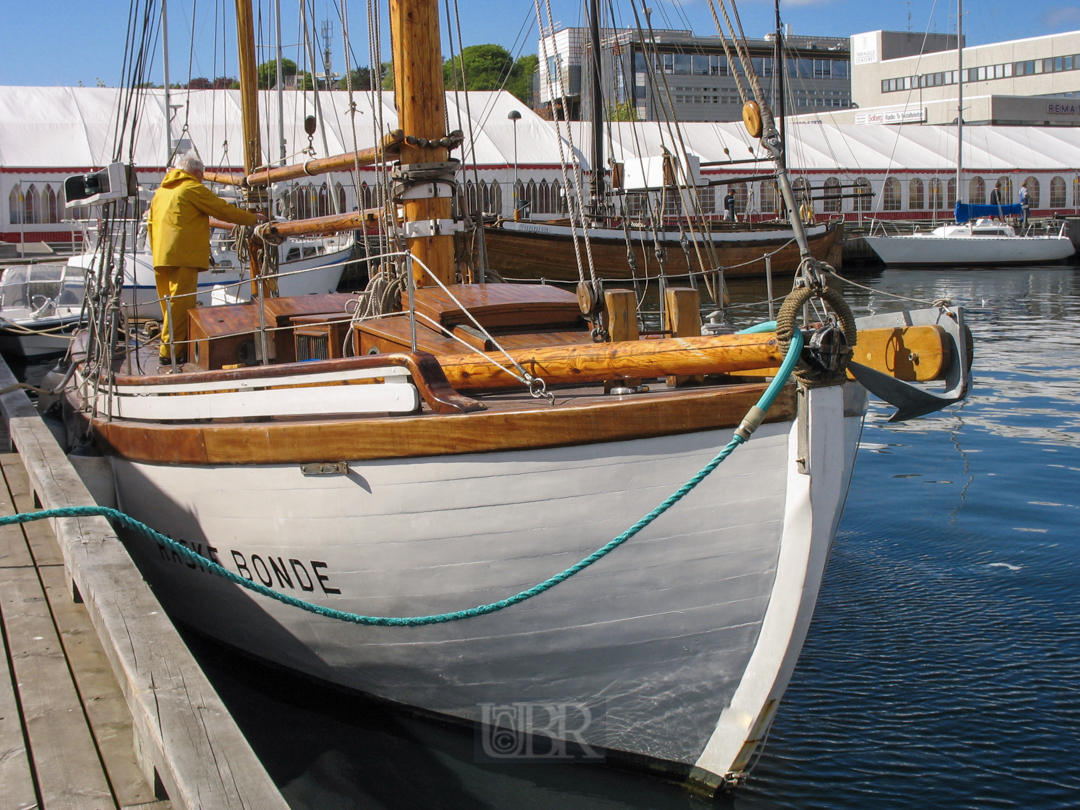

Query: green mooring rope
<box><xmin>0</xmin><ymin>329</ymin><xmax>804</xmax><ymax>628</ymax></box>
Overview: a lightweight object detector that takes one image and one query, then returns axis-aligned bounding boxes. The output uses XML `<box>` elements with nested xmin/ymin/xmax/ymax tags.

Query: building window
<box><xmin>969</xmin><ymin>176</ymin><xmax>985</xmax><ymax>205</ymax></box>
<box><xmin>928</xmin><ymin>178</ymin><xmax>943</xmax><ymax>210</ymax></box>
<box><xmin>8</xmin><ymin>188</ymin><xmax>20</xmax><ymax>224</ymax></box>
<box><xmin>909</xmin><ymin>178</ymin><xmax>924</xmax><ymax>211</ymax></box>
<box><xmin>1049</xmin><ymin>177</ymin><xmax>1066</xmax><ymax>208</ymax></box>
<box><xmin>697</xmin><ymin>186</ymin><xmax>715</xmax><ymax>215</ymax></box>
<box><xmin>40</xmin><ymin>185</ymin><xmax>59</xmax><ymax>224</ymax></box>
<box><xmin>317</xmin><ymin>183</ymin><xmax>330</xmax><ymax>217</ymax></box>
<box><xmin>823</xmin><ymin>177</ymin><xmax>842</xmax><ymax>213</ymax></box>
<box><xmin>23</xmin><ymin>184</ymin><xmax>40</xmax><ymax>224</ymax></box>
<box><xmin>853</xmin><ymin>177</ymin><xmax>872</xmax><ymax>212</ymax></box>
<box><xmin>1073</xmin><ymin>176</ymin><xmax>1080</xmax><ymax>208</ymax></box>
<box><xmin>792</xmin><ymin>177</ymin><xmax>811</xmax><ymax>212</ymax></box>
<box><xmin>946</xmin><ymin>178</ymin><xmax>956</xmax><ymax>210</ymax></box>
<box><xmin>662</xmin><ymin>186</ymin><xmax>682</xmax><ymax>217</ymax></box>
<box><xmin>1024</xmin><ymin>176</ymin><xmax>1040</xmax><ymax>208</ymax></box>
<box><xmin>882</xmin><ymin>177</ymin><xmax>901</xmax><ymax>211</ymax></box>
<box><xmin>760</xmin><ymin>181</ymin><xmax>778</xmax><ymax>215</ymax></box>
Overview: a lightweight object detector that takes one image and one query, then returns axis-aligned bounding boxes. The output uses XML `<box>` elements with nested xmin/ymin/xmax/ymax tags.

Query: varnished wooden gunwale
<box><xmin>482</xmin><ymin>219</ymin><xmax>844</xmax><ymax>281</ymax></box>
<box><xmin>86</xmin><ymin>382</ymin><xmax>795</xmax><ymax>466</ymax></box>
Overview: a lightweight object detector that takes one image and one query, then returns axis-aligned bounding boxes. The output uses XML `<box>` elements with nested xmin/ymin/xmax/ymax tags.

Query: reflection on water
<box><xmin>20</xmin><ymin>266</ymin><xmax>1080</xmax><ymax>809</ymax></box>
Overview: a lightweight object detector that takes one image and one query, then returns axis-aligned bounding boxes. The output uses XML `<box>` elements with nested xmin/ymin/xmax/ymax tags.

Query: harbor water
<box><xmin>17</xmin><ymin>265</ymin><xmax>1080</xmax><ymax>809</ymax></box>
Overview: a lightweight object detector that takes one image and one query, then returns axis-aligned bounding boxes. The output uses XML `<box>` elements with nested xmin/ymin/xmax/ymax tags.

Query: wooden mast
<box><xmin>390</xmin><ymin>0</ymin><xmax>456</xmax><ymax>287</ymax></box>
<box><xmin>235</xmin><ymin>0</ymin><xmax>262</xmax><ymax>176</ymax></box>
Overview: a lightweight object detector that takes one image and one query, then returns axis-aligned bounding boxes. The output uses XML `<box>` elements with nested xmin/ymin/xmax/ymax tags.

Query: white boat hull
<box><xmin>0</xmin><ymin>318</ymin><xmax>79</xmax><ymax>358</ymax></box>
<box><xmin>863</xmin><ymin>232</ymin><xmax>1075</xmax><ymax>266</ymax></box>
<box><xmin>103</xmin><ymin>383</ymin><xmax>866</xmax><ymax>786</ymax></box>
<box><xmin>66</xmin><ymin>244</ymin><xmax>351</xmax><ymax>320</ymax></box>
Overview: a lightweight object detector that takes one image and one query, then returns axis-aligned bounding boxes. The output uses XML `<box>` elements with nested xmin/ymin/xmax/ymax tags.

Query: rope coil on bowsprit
<box><xmin>776</xmin><ymin>271</ymin><xmax>856</xmax><ymax>388</ymax></box>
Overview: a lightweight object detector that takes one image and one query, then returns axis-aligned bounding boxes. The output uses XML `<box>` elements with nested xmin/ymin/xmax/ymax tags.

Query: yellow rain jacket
<box><xmin>147</xmin><ymin>169</ymin><xmax>259</xmax><ymax>269</ymax></box>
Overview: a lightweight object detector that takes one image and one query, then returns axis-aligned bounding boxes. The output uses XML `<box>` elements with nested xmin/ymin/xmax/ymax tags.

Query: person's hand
<box><xmin>253</xmin><ymin>212</ymin><xmax>268</xmax><ymax>223</ymax></box>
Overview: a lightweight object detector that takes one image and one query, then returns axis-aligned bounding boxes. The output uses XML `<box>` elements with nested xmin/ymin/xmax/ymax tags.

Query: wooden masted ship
<box><xmin>483</xmin><ymin>216</ymin><xmax>845</xmax><ymax>282</ymax></box>
<box><xmin>60</xmin><ymin>0</ymin><xmax>971</xmax><ymax>793</ymax></box>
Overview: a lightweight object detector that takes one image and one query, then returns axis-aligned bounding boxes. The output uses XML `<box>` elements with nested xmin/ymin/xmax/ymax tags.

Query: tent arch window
<box><xmin>1049</xmin><ymin>177</ymin><xmax>1066</xmax><ymax>209</ymax></box>
<box><xmin>928</xmin><ymin>178</ymin><xmax>943</xmax><ymax>211</ymax></box>
<box><xmin>968</xmin><ymin>176</ymin><xmax>985</xmax><ymax>205</ymax></box>
<box><xmin>853</xmin><ymin>177</ymin><xmax>872</xmax><ymax>213</ymax></box>
<box><xmin>23</xmin><ymin>184</ymin><xmax>39</xmax><ymax>224</ymax></box>
<box><xmin>822</xmin><ymin>177</ymin><xmax>842</xmax><ymax>213</ymax></box>
<box><xmin>882</xmin><ymin>177</ymin><xmax>901</xmax><ymax>211</ymax></box>
<box><xmin>909</xmin><ymin>178</ymin><xmax>924</xmax><ymax>210</ymax></box>
<box><xmin>1023</xmin><ymin>176</ymin><xmax>1040</xmax><ymax>208</ymax></box>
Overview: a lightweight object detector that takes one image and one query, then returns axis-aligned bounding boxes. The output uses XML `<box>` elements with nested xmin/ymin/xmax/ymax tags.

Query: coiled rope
<box><xmin>2</xmin><ymin>326</ymin><xmax>805</xmax><ymax>628</ymax></box>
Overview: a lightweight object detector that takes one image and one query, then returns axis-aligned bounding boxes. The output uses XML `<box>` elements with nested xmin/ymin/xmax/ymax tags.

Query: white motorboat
<box><xmin>0</xmin><ymin>263</ymin><xmax>85</xmax><ymax>359</ymax></box>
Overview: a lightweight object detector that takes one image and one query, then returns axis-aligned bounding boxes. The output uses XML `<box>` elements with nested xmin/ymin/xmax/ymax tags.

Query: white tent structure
<box><xmin>3</xmin><ymin>86</ymin><xmax>1079</xmax><ymax>246</ymax></box>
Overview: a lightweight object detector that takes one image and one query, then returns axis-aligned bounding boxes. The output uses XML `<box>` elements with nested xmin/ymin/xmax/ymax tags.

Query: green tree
<box><xmin>381</xmin><ymin>61</ymin><xmax>395</xmax><ymax>90</ymax></box>
<box><xmin>444</xmin><ymin>44</ymin><xmax>515</xmax><ymax>92</ymax></box>
<box><xmin>507</xmin><ymin>54</ymin><xmax>537</xmax><ymax>104</ymax></box>
<box><xmin>337</xmin><ymin>64</ymin><xmax>390</xmax><ymax>91</ymax></box>
<box><xmin>607</xmin><ymin>101</ymin><xmax>638</xmax><ymax>122</ymax></box>
<box><xmin>256</xmin><ymin>58</ymin><xmax>298</xmax><ymax>89</ymax></box>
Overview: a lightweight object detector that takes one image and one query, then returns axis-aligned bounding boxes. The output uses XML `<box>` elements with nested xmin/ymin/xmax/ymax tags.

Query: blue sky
<box><xmin>3</xmin><ymin>0</ymin><xmax>1079</xmax><ymax>88</ymax></box>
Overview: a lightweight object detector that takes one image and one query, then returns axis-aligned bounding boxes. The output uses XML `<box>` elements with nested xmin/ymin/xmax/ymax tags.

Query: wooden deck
<box><xmin>0</xmin><ymin>449</ymin><xmax>169</xmax><ymax>810</ymax></box>
<box><xmin>0</xmin><ymin>357</ymin><xmax>291</xmax><ymax>810</ymax></box>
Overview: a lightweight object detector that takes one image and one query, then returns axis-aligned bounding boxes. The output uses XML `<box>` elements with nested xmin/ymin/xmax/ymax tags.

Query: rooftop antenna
<box><xmin>906</xmin><ymin>1</ymin><xmax>913</xmax><ymax>32</ymax></box>
<box><xmin>321</xmin><ymin>19</ymin><xmax>333</xmax><ymax>86</ymax></box>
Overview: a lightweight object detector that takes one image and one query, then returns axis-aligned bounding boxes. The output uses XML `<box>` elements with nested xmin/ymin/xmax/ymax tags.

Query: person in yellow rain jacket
<box><xmin>146</xmin><ymin>152</ymin><xmax>265</xmax><ymax>365</ymax></box>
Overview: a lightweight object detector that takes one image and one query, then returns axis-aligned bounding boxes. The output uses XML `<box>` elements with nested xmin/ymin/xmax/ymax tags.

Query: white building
<box><xmin>536</xmin><ymin>24</ymin><xmax>853</xmax><ymax>123</ymax></box>
<box><xmin>795</xmin><ymin>28</ymin><xmax>1080</xmax><ymax>127</ymax></box>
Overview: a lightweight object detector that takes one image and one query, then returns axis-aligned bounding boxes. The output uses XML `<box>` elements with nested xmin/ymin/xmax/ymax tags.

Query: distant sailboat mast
<box><xmin>588</xmin><ymin>0</ymin><xmax>605</xmax><ymax>219</ymax></box>
<box><xmin>956</xmin><ymin>0</ymin><xmax>963</xmax><ymax>209</ymax></box>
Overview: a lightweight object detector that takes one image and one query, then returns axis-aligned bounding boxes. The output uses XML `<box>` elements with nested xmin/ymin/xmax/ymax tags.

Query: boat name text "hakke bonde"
<box><xmin>157</xmin><ymin>539</ymin><xmax>341</xmax><ymax>594</ymax></box>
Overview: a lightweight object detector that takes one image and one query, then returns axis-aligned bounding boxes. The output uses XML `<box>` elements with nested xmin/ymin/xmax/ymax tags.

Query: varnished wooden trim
<box><xmin>87</xmin><ymin>383</ymin><xmax>795</xmax><ymax>466</ymax></box>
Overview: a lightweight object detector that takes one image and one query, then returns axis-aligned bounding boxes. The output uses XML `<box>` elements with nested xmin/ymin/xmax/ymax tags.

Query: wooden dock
<box><xmin>0</xmin><ymin>357</ymin><xmax>290</xmax><ymax>810</ymax></box>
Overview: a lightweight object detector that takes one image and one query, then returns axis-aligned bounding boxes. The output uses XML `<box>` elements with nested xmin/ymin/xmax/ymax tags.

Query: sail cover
<box><xmin>954</xmin><ymin>202</ymin><xmax>1022</xmax><ymax>223</ymax></box>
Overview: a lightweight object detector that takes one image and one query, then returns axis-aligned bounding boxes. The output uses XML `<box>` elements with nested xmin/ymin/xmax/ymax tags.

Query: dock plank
<box><xmin>0</xmin><ymin>563</ymin><xmax>115</xmax><ymax>809</ymax></box>
<box><xmin>0</xmin><ymin>357</ymin><xmax>289</xmax><ymax>810</ymax></box>
<box><xmin>37</xmin><ymin>561</ymin><xmax>167</xmax><ymax>809</ymax></box>
<box><xmin>0</xmin><ymin>610</ymin><xmax>38</xmax><ymax>810</ymax></box>
<box><xmin>1</xmin><ymin>454</ymin><xmax>63</xmax><ymax>568</ymax></box>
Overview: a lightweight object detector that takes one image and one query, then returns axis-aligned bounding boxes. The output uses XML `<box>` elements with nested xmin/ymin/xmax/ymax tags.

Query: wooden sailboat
<box><xmin>61</xmin><ymin>0</ymin><xmax>970</xmax><ymax>792</ymax></box>
<box><xmin>480</xmin><ymin>4</ymin><xmax>843</xmax><ymax>285</ymax></box>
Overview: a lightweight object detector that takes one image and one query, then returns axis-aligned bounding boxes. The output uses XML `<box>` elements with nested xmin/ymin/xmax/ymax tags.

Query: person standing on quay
<box><xmin>724</xmin><ymin>188</ymin><xmax>736</xmax><ymax>222</ymax></box>
<box><xmin>1019</xmin><ymin>181</ymin><xmax>1030</xmax><ymax>228</ymax></box>
<box><xmin>147</xmin><ymin>152</ymin><xmax>265</xmax><ymax>365</ymax></box>
<box><xmin>989</xmin><ymin>182</ymin><xmax>1002</xmax><ymax>219</ymax></box>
